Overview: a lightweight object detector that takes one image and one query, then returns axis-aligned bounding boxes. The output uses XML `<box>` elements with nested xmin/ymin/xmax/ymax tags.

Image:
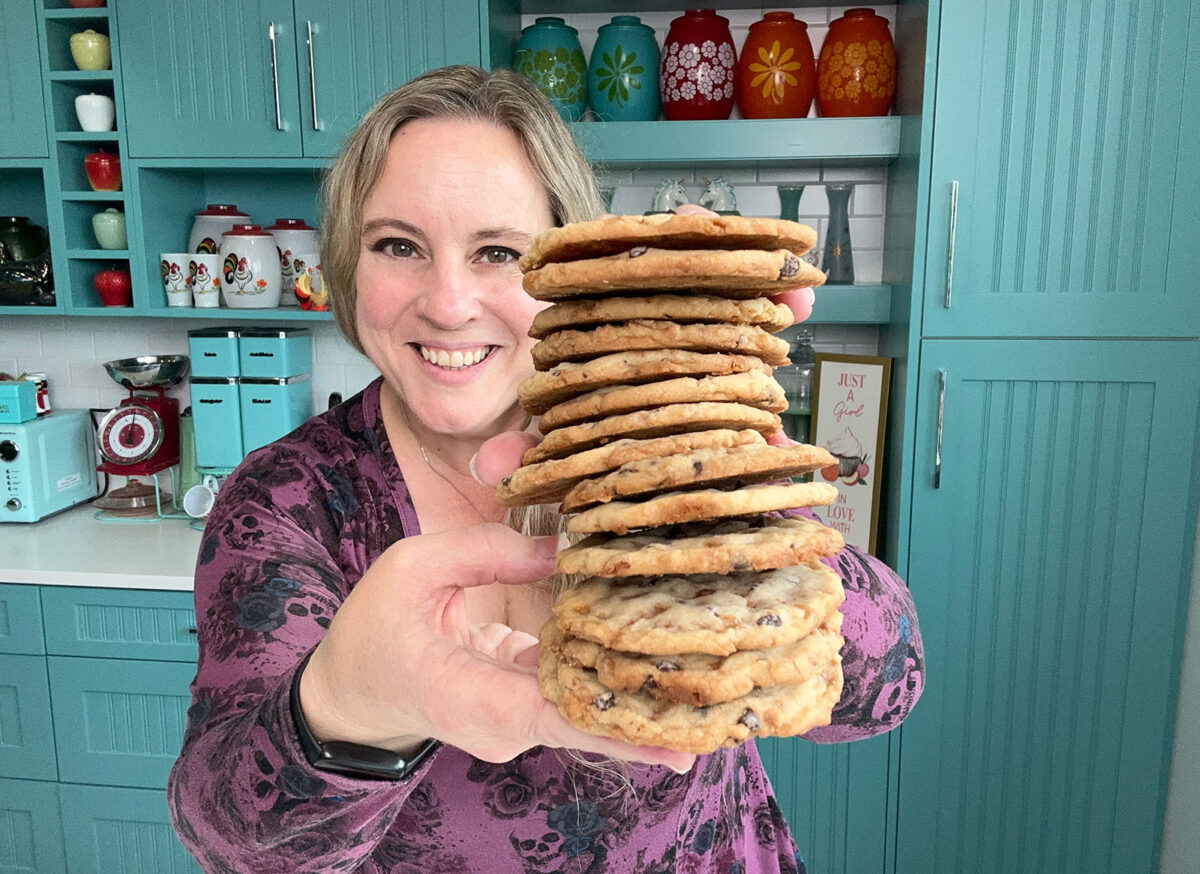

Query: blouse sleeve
<box><xmin>803</xmin><ymin>540</ymin><xmax>925</xmax><ymax>743</ymax></box>
<box><xmin>167</xmin><ymin>441</ymin><xmax>437</xmax><ymax>872</ymax></box>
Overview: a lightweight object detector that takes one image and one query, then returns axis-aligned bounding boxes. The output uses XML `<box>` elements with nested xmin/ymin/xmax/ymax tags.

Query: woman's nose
<box><xmin>419</xmin><ymin>260</ymin><xmax>481</xmax><ymax>328</ymax></box>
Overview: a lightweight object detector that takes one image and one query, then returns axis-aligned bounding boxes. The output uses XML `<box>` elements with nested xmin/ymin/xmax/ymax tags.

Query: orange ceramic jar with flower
<box><xmin>735</xmin><ymin>11</ymin><xmax>816</xmax><ymax>119</ymax></box>
<box><xmin>816</xmin><ymin>8</ymin><xmax>897</xmax><ymax>117</ymax></box>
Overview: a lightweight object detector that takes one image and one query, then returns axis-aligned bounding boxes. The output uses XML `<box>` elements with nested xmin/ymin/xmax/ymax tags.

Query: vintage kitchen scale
<box><xmin>93</xmin><ymin>355</ymin><xmax>191</xmax><ymax>520</ymax></box>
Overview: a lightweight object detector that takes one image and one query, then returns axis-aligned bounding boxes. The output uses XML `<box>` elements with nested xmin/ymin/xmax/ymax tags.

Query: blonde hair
<box><xmin>320</xmin><ymin>65</ymin><xmax>603</xmax><ymax>353</ymax></box>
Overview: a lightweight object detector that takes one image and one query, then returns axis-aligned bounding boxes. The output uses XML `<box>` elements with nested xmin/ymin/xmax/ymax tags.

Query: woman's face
<box><xmin>355</xmin><ymin>117</ymin><xmax>555</xmax><ymax>441</ymax></box>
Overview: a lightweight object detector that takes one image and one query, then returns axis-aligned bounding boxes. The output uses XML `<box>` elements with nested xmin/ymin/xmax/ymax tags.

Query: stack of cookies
<box><xmin>498</xmin><ymin>214</ymin><xmax>848</xmax><ymax>754</ymax></box>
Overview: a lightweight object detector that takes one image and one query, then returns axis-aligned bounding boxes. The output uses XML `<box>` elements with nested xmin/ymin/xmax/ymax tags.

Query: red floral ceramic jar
<box><xmin>660</xmin><ymin>9</ymin><xmax>737</xmax><ymax>121</ymax></box>
<box><xmin>736</xmin><ymin>11</ymin><xmax>816</xmax><ymax>119</ymax></box>
<box><xmin>816</xmin><ymin>8</ymin><xmax>897</xmax><ymax>117</ymax></box>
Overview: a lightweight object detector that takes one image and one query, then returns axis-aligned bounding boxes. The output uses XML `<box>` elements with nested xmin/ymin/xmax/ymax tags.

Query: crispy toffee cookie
<box><xmin>537</xmin><ymin>371</ymin><xmax>787</xmax><ymax>434</ymax></box>
<box><xmin>548</xmin><ymin>612</ymin><xmax>845</xmax><ymax>707</ymax></box>
<box><xmin>542</xmin><ymin>654</ymin><xmax>844</xmax><ymax>754</ymax></box>
<box><xmin>522</xmin><ymin>402</ymin><xmax>782</xmax><ymax>465</ymax></box>
<box><xmin>530</xmin><ymin>320</ymin><xmax>791</xmax><ymax>370</ymax></box>
<box><xmin>566</xmin><ymin>482</ymin><xmax>840</xmax><ymax>535</ymax></box>
<box><xmin>528</xmin><ymin>294</ymin><xmax>794</xmax><ymax>339</ymax></box>
<box><xmin>496</xmin><ymin>429</ymin><xmax>766</xmax><ymax>506</ymax></box>
<box><xmin>561</xmin><ymin>442</ymin><xmax>839</xmax><ymax>512</ymax></box>
<box><xmin>556</xmin><ymin>516</ymin><xmax>845</xmax><ymax>577</ymax></box>
<box><xmin>550</xmin><ymin>564</ymin><xmax>845</xmax><ymax>656</ymax></box>
<box><xmin>518</xmin><ymin>349</ymin><xmax>773</xmax><ymax>414</ymax></box>
<box><xmin>523</xmin><ymin>248</ymin><xmax>827</xmax><ymax>300</ymax></box>
<box><xmin>519</xmin><ymin>214</ymin><xmax>819</xmax><ymax>270</ymax></box>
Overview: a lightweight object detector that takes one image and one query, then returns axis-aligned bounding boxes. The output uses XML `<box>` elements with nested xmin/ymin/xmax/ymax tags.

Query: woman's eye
<box><xmin>370</xmin><ymin>238</ymin><xmax>417</xmax><ymax>258</ymax></box>
<box><xmin>480</xmin><ymin>246</ymin><xmax>520</xmax><ymax>265</ymax></box>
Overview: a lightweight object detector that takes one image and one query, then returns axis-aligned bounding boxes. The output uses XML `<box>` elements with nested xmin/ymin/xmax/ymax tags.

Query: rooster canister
<box><xmin>588</xmin><ymin>16</ymin><xmax>661</xmax><ymax>122</ymax></box>
<box><xmin>188</xmin><ymin>204</ymin><xmax>249</xmax><ymax>254</ymax></box>
<box><xmin>514</xmin><ymin>17</ymin><xmax>587</xmax><ymax>122</ymax></box>
<box><xmin>218</xmin><ymin>224</ymin><xmax>281</xmax><ymax>308</ymax></box>
<box><xmin>660</xmin><ymin>9</ymin><xmax>737</xmax><ymax>120</ymax></box>
<box><xmin>265</xmin><ymin>218</ymin><xmax>317</xmax><ymax>308</ymax></box>
<box><xmin>816</xmin><ymin>8</ymin><xmax>897</xmax><ymax>117</ymax></box>
<box><xmin>736</xmin><ymin>12</ymin><xmax>816</xmax><ymax>119</ymax></box>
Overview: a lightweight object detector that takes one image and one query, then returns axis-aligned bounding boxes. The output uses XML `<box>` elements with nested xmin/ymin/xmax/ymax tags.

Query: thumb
<box><xmin>385</xmin><ymin>523</ymin><xmax>560</xmax><ymax>591</ymax></box>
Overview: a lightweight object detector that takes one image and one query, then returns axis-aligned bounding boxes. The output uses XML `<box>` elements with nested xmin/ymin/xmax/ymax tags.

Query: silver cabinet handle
<box><xmin>306</xmin><ymin>20</ymin><xmax>319</xmax><ymax>130</ymax></box>
<box><xmin>934</xmin><ymin>369</ymin><xmax>946</xmax><ymax>489</ymax></box>
<box><xmin>944</xmin><ymin>180</ymin><xmax>958</xmax><ymax>308</ymax></box>
<box><xmin>268</xmin><ymin>22</ymin><xmax>282</xmax><ymax>131</ymax></box>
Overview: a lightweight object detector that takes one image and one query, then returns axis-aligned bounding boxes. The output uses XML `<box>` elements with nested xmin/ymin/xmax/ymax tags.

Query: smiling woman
<box><xmin>166</xmin><ymin>65</ymin><xmax>921</xmax><ymax>874</ymax></box>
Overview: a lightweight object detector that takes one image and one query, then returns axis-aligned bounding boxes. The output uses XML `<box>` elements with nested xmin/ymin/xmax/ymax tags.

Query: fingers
<box><xmin>671</xmin><ymin>203</ymin><xmax>717</xmax><ymax>217</ymax></box>
<box><xmin>531</xmin><ymin>697</ymin><xmax>697</xmax><ymax>772</ymax></box>
<box><xmin>473</xmin><ymin>430</ymin><xmax>540</xmax><ymax>485</ymax></box>
<box><xmin>468</xmin><ymin>623</ymin><xmax>540</xmax><ymax>665</ymax></box>
<box><xmin>767</xmin><ymin>430</ymin><xmax>798</xmax><ymax>446</ymax></box>
<box><xmin>384</xmin><ymin>524</ymin><xmax>559</xmax><ymax>593</ymax></box>
<box><xmin>772</xmin><ymin>285</ymin><xmax>815</xmax><ymax>324</ymax></box>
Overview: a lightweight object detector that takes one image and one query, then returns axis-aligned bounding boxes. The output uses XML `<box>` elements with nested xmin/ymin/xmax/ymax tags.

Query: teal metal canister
<box><xmin>514</xmin><ymin>17</ymin><xmax>588</xmax><ymax>122</ymax></box>
<box><xmin>588</xmin><ymin>15</ymin><xmax>661</xmax><ymax>121</ymax></box>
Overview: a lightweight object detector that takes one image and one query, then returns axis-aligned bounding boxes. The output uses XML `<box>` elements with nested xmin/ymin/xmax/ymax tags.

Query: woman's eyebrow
<box><xmin>361</xmin><ymin>218</ymin><xmax>422</xmax><ymax>237</ymax></box>
<box><xmin>470</xmin><ymin>226</ymin><xmax>534</xmax><ymax>244</ymax></box>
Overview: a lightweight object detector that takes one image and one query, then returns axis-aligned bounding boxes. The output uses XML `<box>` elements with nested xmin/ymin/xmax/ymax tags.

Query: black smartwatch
<box><xmin>289</xmin><ymin>650</ymin><xmax>439</xmax><ymax>780</ymax></box>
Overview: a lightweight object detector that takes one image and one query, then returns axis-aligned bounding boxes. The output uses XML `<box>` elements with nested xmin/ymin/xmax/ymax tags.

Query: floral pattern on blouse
<box><xmin>167</xmin><ymin>378</ymin><xmax>922</xmax><ymax>873</ymax></box>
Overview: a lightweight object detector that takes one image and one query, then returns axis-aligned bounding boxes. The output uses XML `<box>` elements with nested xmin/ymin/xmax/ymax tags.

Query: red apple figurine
<box><xmin>94</xmin><ymin>267</ymin><xmax>132</xmax><ymax>306</ymax></box>
<box><xmin>84</xmin><ymin>150</ymin><xmax>121</xmax><ymax>191</ymax></box>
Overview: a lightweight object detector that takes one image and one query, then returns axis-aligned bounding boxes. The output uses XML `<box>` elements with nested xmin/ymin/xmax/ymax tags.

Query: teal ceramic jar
<box><xmin>588</xmin><ymin>15</ymin><xmax>661</xmax><ymax>121</ymax></box>
<box><xmin>515</xmin><ymin>17</ymin><xmax>587</xmax><ymax>122</ymax></box>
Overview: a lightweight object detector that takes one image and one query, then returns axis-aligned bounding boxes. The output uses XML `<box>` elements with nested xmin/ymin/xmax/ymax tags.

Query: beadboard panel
<box><xmin>899</xmin><ymin>339</ymin><xmax>1200</xmax><ymax>873</ymax></box>
<box><xmin>59</xmin><ymin>784</ymin><xmax>201</xmax><ymax>874</ymax></box>
<box><xmin>0</xmin><ymin>778</ymin><xmax>65</xmax><ymax>874</ymax></box>
<box><xmin>0</xmin><ymin>654</ymin><xmax>58</xmax><ymax>782</ymax></box>
<box><xmin>922</xmin><ymin>0</ymin><xmax>1199</xmax><ymax>337</ymax></box>
<box><xmin>41</xmin><ymin>587</ymin><xmax>197</xmax><ymax>662</ymax></box>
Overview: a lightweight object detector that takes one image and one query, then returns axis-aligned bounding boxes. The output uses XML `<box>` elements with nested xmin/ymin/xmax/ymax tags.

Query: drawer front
<box><xmin>0</xmin><ymin>653</ymin><xmax>57</xmax><ymax>781</ymax></box>
<box><xmin>40</xmin><ymin>587</ymin><xmax>197</xmax><ymax>662</ymax></box>
<box><xmin>0</xmin><ymin>583</ymin><xmax>45</xmax><ymax>655</ymax></box>
<box><xmin>59</xmin><ymin>784</ymin><xmax>201</xmax><ymax>874</ymax></box>
<box><xmin>48</xmin><ymin>657</ymin><xmax>195</xmax><ymax>790</ymax></box>
<box><xmin>0</xmin><ymin>778</ymin><xmax>66</xmax><ymax>874</ymax></box>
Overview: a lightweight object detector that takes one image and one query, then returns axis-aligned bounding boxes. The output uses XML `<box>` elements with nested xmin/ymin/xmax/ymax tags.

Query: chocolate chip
<box><xmin>594</xmin><ymin>692</ymin><xmax>615</xmax><ymax>711</ymax></box>
<box><xmin>639</xmin><ymin>678</ymin><xmax>658</xmax><ymax>693</ymax></box>
<box><xmin>693</xmin><ymin>460</ymin><xmax>704</xmax><ymax>474</ymax></box>
<box><xmin>695</xmin><ymin>588</ymin><xmax>716</xmax><ymax>597</ymax></box>
<box><xmin>739</xmin><ymin>709</ymin><xmax>761</xmax><ymax>730</ymax></box>
<box><xmin>779</xmin><ymin>254</ymin><xmax>801</xmax><ymax>278</ymax></box>
<box><xmin>756</xmin><ymin>613</ymin><xmax>782</xmax><ymax>626</ymax></box>
<box><xmin>628</xmin><ymin>245</ymin><xmax>648</xmax><ymax>258</ymax></box>
<box><xmin>655</xmin><ymin>660</ymin><xmax>680</xmax><ymax>672</ymax></box>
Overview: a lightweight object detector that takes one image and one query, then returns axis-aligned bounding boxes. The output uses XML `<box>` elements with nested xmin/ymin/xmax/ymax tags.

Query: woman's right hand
<box><xmin>297</xmin><ymin>522</ymin><xmax>696</xmax><ymax>772</ymax></box>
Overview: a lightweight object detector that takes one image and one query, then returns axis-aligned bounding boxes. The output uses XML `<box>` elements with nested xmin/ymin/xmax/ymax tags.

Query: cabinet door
<box><xmin>0</xmin><ymin>654</ymin><xmax>57</xmax><ymax>781</ymax></box>
<box><xmin>0</xmin><ymin>1</ymin><xmax>47</xmax><ymax>158</ymax></box>
<box><xmin>896</xmin><ymin>339</ymin><xmax>1200</xmax><ymax>873</ymax></box>
<box><xmin>48</xmin><ymin>657</ymin><xmax>194</xmax><ymax>790</ymax></box>
<box><xmin>922</xmin><ymin>0</ymin><xmax>1200</xmax><ymax>337</ymax></box>
<box><xmin>118</xmin><ymin>0</ymin><xmax>303</xmax><ymax>158</ymax></box>
<box><xmin>293</xmin><ymin>0</ymin><xmax>482</xmax><ymax>157</ymax></box>
<box><xmin>0</xmin><ymin>778</ymin><xmax>65</xmax><ymax>874</ymax></box>
<box><xmin>759</xmin><ymin>734</ymin><xmax>892</xmax><ymax>874</ymax></box>
<box><xmin>59</xmin><ymin>784</ymin><xmax>201</xmax><ymax>874</ymax></box>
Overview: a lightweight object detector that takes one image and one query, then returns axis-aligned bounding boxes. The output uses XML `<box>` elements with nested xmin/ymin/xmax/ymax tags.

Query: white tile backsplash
<box><xmin>1</xmin><ymin>315</ymin><xmax>876</xmax><ymax>419</ymax></box>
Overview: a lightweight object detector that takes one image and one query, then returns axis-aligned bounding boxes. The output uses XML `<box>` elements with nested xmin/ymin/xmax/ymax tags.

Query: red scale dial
<box><xmin>97</xmin><ymin>402</ymin><xmax>164</xmax><ymax>465</ymax></box>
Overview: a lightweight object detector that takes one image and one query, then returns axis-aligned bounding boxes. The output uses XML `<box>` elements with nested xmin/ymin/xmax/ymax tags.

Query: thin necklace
<box><xmin>398</xmin><ymin>402</ymin><xmax>491</xmax><ymax>524</ymax></box>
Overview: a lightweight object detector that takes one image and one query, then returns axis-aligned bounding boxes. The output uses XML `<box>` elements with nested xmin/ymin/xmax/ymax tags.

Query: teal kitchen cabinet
<box><xmin>919</xmin><ymin>0</ymin><xmax>1200</xmax><ymax>339</ymax></box>
<box><xmin>0</xmin><ymin>584</ymin><xmax>200</xmax><ymax>874</ymax></box>
<box><xmin>0</xmin><ymin>778</ymin><xmax>66</xmax><ymax>874</ymax></box>
<box><xmin>0</xmin><ymin>1</ymin><xmax>47</xmax><ymax>159</ymax></box>
<box><xmin>895</xmin><ymin>339</ymin><xmax>1200</xmax><ymax>873</ymax></box>
<box><xmin>118</xmin><ymin>0</ymin><xmax>481</xmax><ymax>159</ymax></box>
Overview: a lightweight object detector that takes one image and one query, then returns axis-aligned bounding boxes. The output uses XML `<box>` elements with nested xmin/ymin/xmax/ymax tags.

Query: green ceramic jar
<box><xmin>514</xmin><ymin>17</ymin><xmax>587</xmax><ymax>122</ymax></box>
<box><xmin>588</xmin><ymin>15</ymin><xmax>661</xmax><ymax>121</ymax></box>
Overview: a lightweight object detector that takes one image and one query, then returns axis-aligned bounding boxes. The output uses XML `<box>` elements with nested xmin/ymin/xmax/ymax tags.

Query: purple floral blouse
<box><xmin>168</xmin><ymin>378</ymin><xmax>923</xmax><ymax>873</ymax></box>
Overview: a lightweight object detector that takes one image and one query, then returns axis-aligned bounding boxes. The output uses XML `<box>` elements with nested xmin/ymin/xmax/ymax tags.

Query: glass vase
<box><xmin>822</xmin><ymin>183</ymin><xmax>855</xmax><ymax>284</ymax></box>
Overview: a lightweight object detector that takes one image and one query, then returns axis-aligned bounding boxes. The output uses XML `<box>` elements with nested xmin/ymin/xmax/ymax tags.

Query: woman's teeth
<box><xmin>418</xmin><ymin>345</ymin><xmax>492</xmax><ymax>369</ymax></box>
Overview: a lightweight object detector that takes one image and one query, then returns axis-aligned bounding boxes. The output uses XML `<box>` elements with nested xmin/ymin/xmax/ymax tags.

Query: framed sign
<box><xmin>809</xmin><ymin>353</ymin><xmax>892</xmax><ymax>554</ymax></box>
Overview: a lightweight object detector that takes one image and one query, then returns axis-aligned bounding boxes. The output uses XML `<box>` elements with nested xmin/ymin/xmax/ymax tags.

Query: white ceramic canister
<box><xmin>188</xmin><ymin>203</ymin><xmax>249</xmax><ymax>254</ymax></box>
<box><xmin>218</xmin><ymin>224</ymin><xmax>281</xmax><ymax>308</ymax></box>
<box><xmin>264</xmin><ymin>218</ymin><xmax>318</xmax><ymax>307</ymax></box>
<box><xmin>74</xmin><ymin>92</ymin><xmax>115</xmax><ymax>131</ymax></box>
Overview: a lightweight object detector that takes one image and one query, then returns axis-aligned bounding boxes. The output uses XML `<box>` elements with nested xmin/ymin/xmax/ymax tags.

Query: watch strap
<box><xmin>290</xmin><ymin>649</ymin><xmax>439</xmax><ymax>781</ymax></box>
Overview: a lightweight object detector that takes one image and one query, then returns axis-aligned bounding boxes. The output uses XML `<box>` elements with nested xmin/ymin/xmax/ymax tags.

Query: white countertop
<box><xmin>0</xmin><ymin>503</ymin><xmax>201</xmax><ymax>591</ymax></box>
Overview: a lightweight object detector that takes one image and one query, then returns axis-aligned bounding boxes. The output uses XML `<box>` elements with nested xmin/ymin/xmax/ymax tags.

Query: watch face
<box><xmin>97</xmin><ymin>403</ymin><xmax>164</xmax><ymax>464</ymax></box>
